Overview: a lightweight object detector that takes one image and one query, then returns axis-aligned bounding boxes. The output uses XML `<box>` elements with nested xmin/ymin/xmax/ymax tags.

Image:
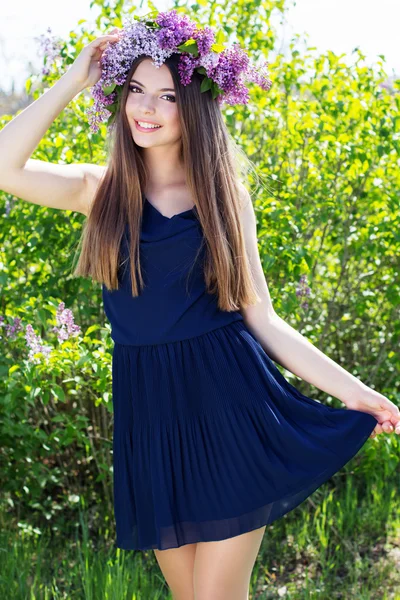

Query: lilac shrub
<box><xmin>0</xmin><ymin>300</ymin><xmax>113</xmax><ymax>529</ymax></box>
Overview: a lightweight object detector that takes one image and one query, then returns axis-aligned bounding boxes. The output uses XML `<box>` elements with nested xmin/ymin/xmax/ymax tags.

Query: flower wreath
<box><xmin>87</xmin><ymin>8</ymin><xmax>272</xmax><ymax>133</ymax></box>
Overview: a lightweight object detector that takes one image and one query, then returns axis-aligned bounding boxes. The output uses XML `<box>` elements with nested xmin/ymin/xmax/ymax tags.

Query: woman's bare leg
<box><xmin>153</xmin><ymin>542</ymin><xmax>197</xmax><ymax>600</ymax></box>
<box><xmin>193</xmin><ymin>525</ymin><xmax>266</xmax><ymax>600</ymax></box>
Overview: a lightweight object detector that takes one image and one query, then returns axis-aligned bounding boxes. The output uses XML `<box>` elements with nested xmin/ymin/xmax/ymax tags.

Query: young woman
<box><xmin>1</xmin><ymin>10</ymin><xmax>399</xmax><ymax>600</ymax></box>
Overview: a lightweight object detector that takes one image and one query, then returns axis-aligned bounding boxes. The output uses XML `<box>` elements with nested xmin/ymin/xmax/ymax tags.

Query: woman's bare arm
<box><xmin>0</xmin><ymin>159</ymin><xmax>105</xmax><ymax>216</ymax></box>
<box><xmin>0</xmin><ymin>71</ymin><xmax>104</xmax><ymax>216</ymax></box>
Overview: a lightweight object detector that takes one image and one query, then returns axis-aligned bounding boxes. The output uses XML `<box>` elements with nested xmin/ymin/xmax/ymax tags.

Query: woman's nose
<box><xmin>139</xmin><ymin>99</ymin><xmax>156</xmax><ymax>112</ymax></box>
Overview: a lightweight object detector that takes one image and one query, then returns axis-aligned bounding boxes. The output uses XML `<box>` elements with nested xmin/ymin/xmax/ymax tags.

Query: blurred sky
<box><xmin>1</xmin><ymin>0</ymin><xmax>399</xmax><ymax>95</ymax></box>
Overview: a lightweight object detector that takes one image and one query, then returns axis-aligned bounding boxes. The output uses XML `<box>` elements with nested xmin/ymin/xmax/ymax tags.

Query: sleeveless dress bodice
<box><xmin>102</xmin><ymin>197</ymin><xmax>243</xmax><ymax>345</ymax></box>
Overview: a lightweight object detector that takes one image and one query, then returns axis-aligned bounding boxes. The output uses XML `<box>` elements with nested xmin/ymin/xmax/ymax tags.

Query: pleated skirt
<box><xmin>111</xmin><ymin>320</ymin><xmax>377</xmax><ymax>551</ymax></box>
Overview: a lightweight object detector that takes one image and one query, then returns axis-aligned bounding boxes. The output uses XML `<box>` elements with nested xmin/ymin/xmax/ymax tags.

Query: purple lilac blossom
<box><xmin>155</xmin><ymin>9</ymin><xmax>197</xmax><ymax>49</ymax></box>
<box><xmin>25</xmin><ymin>324</ymin><xmax>52</xmax><ymax>363</ymax></box>
<box><xmin>51</xmin><ymin>301</ymin><xmax>81</xmax><ymax>343</ymax></box>
<box><xmin>296</xmin><ymin>274</ymin><xmax>311</xmax><ymax>310</ymax></box>
<box><xmin>0</xmin><ymin>316</ymin><xmax>24</xmax><ymax>341</ymax></box>
<box><xmin>192</xmin><ymin>26</ymin><xmax>215</xmax><ymax>55</ymax></box>
<box><xmin>1</xmin><ymin>302</ymin><xmax>81</xmax><ymax>360</ymax></box>
<box><xmin>34</xmin><ymin>27</ymin><xmax>63</xmax><ymax>77</ymax></box>
<box><xmin>5</xmin><ymin>195</ymin><xmax>16</xmax><ymax>217</ymax></box>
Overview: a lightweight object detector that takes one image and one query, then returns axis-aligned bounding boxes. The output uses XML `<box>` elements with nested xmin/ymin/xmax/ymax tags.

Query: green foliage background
<box><xmin>0</xmin><ymin>0</ymin><xmax>399</xmax><ymax>557</ymax></box>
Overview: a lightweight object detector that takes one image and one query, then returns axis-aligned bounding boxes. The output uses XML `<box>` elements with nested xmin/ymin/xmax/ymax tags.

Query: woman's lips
<box><xmin>134</xmin><ymin>120</ymin><xmax>163</xmax><ymax>133</ymax></box>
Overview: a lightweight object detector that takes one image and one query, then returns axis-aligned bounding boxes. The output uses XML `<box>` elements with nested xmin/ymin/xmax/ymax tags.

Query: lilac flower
<box><xmin>34</xmin><ymin>27</ymin><xmax>63</xmax><ymax>77</ymax></box>
<box><xmin>177</xmin><ymin>54</ymin><xmax>199</xmax><ymax>86</ymax></box>
<box><xmin>25</xmin><ymin>324</ymin><xmax>52</xmax><ymax>364</ymax></box>
<box><xmin>1</xmin><ymin>316</ymin><xmax>24</xmax><ymax>341</ymax></box>
<box><xmin>197</xmin><ymin>51</ymin><xmax>220</xmax><ymax>75</ymax></box>
<box><xmin>155</xmin><ymin>9</ymin><xmax>197</xmax><ymax>50</ymax></box>
<box><xmin>1</xmin><ymin>302</ymin><xmax>81</xmax><ymax>362</ymax></box>
<box><xmin>296</xmin><ymin>274</ymin><xmax>311</xmax><ymax>310</ymax></box>
<box><xmin>244</xmin><ymin>60</ymin><xmax>273</xmax><ymax>91</ymax></box>
<box><xmin>5</xmin><ymin>195</ymin><xmax>16</xmax><ymax>217</ymax></box>
<box><xmin>192</xmin><ymin>26</ymin><xmax>215</xmax><ymax>56</ymax></box>
<box><xmin>51</xmin><ymin>301</ymin><xmax>81</xmax><ymax>343</ymax></box>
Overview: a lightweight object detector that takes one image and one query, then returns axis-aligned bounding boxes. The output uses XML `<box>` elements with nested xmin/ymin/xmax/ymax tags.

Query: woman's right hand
<box><xmin>67</xmin><ymin>28</ymin><xmax>122</xmax><ymax>90</ymax></box>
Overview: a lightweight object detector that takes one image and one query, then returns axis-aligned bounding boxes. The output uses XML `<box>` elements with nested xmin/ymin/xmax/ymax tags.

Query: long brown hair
<box><xmin>73</xmin><ymin>53</ymin><xmax>261</xmax><ymax>312</ymax></box>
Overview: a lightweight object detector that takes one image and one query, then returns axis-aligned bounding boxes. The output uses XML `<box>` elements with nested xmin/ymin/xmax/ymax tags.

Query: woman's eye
<box><xmin>128</xmin><ymin>85</ymin><xmax>175</xmax><ymax>102</ymax></box>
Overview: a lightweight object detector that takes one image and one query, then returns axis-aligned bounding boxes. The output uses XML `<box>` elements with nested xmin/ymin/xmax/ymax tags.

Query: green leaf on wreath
<box><xmin>200</xmin><ymin>77</ymin><xmax>212</xmax><ymax>92</ymax></box>
<box><xmin>103</xmin><ymin>82</ymin><xmax>117</xmax><ymax>96</ymax></box>
<box><xmin>177</xmin><ymin>39</ymin><xmax>199</xmax><ymax>56</ymax></box>
<box><xmin>210</xmin><ymin>43</ymin><xmax>225</xmax><ymax>53</ymax></box>
<box><xmin>107</xmin><ymin>103</ymin><xmax>118</xmax><ymax>114</ymax></box>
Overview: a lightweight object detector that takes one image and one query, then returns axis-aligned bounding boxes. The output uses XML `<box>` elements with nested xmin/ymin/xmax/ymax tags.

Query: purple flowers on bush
<box><xmin>34</xmin><ymin>27</ymin><xmax>63</xmax><ymax>78</ymax></box>
<box><xmin>296</xmin><ymin>274</ymin><xmax>311</xmax><ymax>310</ymax></box>
<box><xmin>0</xmin><ymin>315</ymin><xmax>23</xmax><ymax>340</ymax></box>
<box><xmin>25</xmin><ymin>324</ymin><xmax>53</xmax><ymax>362</ymax></box>
<box><xmin>1</xmin><ymin>302</ymin><xmax>81</xmax><ymax>363</ymax></box>
<box><xmin>52</xmin><ymin>301</ymin><xmax>81</xmax><ymax>343</ymax></box>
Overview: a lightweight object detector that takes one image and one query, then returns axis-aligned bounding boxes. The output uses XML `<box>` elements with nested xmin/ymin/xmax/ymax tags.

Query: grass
<box><xmin>1</xmin><ymin>471</ymin><xmax>399</xmax><ymax>599</ymax></box>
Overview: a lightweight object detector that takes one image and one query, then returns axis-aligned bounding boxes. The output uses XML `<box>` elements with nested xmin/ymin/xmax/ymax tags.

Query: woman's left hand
<box><xmin>344</xmin><ymin>384</ymin><xmax>400</xmax><ymax>439</ymax></box>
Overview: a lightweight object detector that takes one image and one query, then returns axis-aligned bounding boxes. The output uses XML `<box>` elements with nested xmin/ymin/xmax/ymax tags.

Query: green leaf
<box><xmin>51</xmin><ymin>414</ymin><xmax>66</xmax><ymax>423</ymax></box>
<box><xmin>106</xmin><ymin>102</ymin><xmax>118</xmax><ymax>114</ymax></box>
<box><xmin>37</xmin><ymin>308</ymin><xmax>48</xmax><ymax>327</ymax></box>
<box><xmin>177</xmin><ymin>39</ymin><xmax>199</xmax><ymax>56</ymax></box>
<box><xmin>42</xmin><ymin>390</ymin><xmax>50</xmax><ymax>406</ymax></box>
<box><xmin>200</xmin><ymin>77</ymin><xmax>212</xmax><ymax>92</ymax></box>
<box><xmin>51</xmin><ymin>385</ymin><xmax>66</xmax><ymax>403</ymax></box>
<box><xmin>216</xmin><ymin>30</ymin><xmax>226</xmax><ymax>44</ymax></box>
<box><xmin>85</xmin><ymin>325</ymin><xmax>102</xmax><ymax>335</ymax></box>
<box><xmin>210</xmin><ymin>43</ymin><xmax>225</xmax><ymax>53</ymax></box>
<box><xmin>102</xmin><ymin>83</ymin><xmax>117</xmax><ymax>96</ymax></box>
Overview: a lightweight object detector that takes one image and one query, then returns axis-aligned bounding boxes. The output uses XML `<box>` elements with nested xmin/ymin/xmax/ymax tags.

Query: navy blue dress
<box><xmin>102</xmin><ymin>196</ymin><xmax>377</xmax><ymax>551</ymax></box>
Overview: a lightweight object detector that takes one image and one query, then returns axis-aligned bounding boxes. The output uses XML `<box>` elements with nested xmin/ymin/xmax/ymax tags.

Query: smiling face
<box><xmin>125</xmin><ymin>58</ymin><xmax>181</xmax><ymax>148</ymax></box>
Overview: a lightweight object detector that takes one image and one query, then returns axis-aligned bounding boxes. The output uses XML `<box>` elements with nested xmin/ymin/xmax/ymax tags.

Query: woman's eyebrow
<box><xmin>130</xmin><ymin>78</ymin><xmax>175</xmax><ymax>92</ymax></box>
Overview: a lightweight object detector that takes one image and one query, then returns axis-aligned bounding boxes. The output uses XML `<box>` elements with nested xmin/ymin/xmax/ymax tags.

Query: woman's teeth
<box><xmin>137</xmin><ymin>121</ymin><xmax>161</xmax><ymax>129</ymax></box>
